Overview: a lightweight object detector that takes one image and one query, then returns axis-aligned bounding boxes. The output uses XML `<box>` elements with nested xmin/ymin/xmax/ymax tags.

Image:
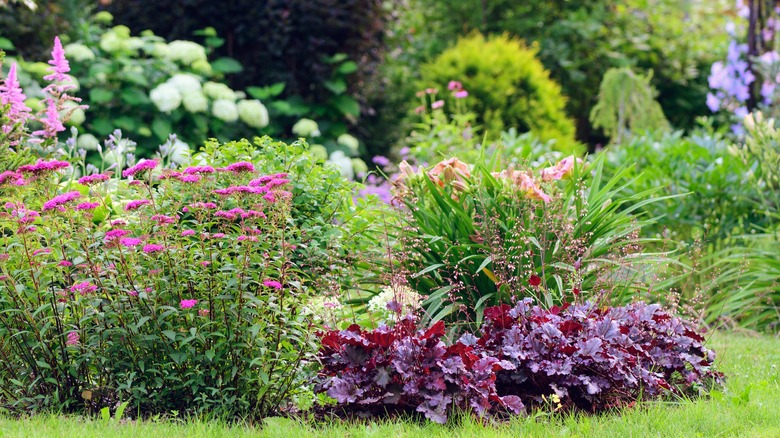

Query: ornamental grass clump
<box><xmin>389</xmin><ymin>155</ymin><xmax>674</xmax><ymax>331</ymax></box>
<box><xmin>0</xmin><ymin>153</ymin><xmax>321</xmax><ymax>418</ymax></box>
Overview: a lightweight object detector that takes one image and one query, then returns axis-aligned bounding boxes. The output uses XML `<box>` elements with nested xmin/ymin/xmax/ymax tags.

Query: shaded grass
<box><xmin>1</xmin><ymin>332</ymin><xmax>778</xmax><ymax>437</ymax></box>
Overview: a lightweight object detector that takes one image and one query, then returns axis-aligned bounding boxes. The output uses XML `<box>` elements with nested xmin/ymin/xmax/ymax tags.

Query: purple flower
<box><xmin>42</xmin><ymin>191</ymin><xmax>81</xmax><ymax>211</ymax></box>
<box><xmin>43</xmin><ymin>36</ymin><xmax>71</xmax><ymax>84</ymax></box>
<box><xmin>151</xmin><ymin>214</ymin><xmax>177</xmax><ymax>225</ymax></box>
<box><xmin>122</xmin><ymin>159</ymin><xmax>158</xmax><ymax>178</ymax></box>
<box><xmin>75</xmin><ymin>202</ymin><xmax>100</xmax><ymax>211</ymax></box>
<box><xmin>125</xmin><ymin>199</ymin><xmax>152</xmax><ymax>211</ymax></box>
<box><xmin>77</xmin><ymin>173</ymin><xmax>110</xmax><ymax>185</ymax></box>
<box><xmin>372</xmin><ymin>156</ymin><xmax>391</xmax><ymax>167</ymax></box>
<box><xmin>263</xmin><ymin>279</ymin><xmax>283</xmax><ymax>290</ymax></box>
<box><xmin>225</xmin><ymin>161</ymin><xmax>255</xmax><ymax>173</ymax></box>
<box><xmin>706</xmin><ymin>93</ymin><xmax>721</xmax><ymax>112</ymax></box>
<box><xmin>180</xmin><ymin>299</ymin><xmax>198</xmax><ymax>309</ymax></box>
<box><xmin>18</xmin><ymin>160</ymin><xmax>70</xmax><ymax>175</ymax></box>
<box><xmin>0</xmin><ymin>63</ymin><xmax>32</xmax><ymax>129</ymax></box>
<box><xmin>71</xmin><ymin>281</ymin><xmax>97</xmax><ymax>295</ymax></box>
<box><xmin>58</xmin><ymin>260</ymin><xmax>73</xmax><ymax>267</ymax></box>
<box><xmin>447</xmin><ymin>81</ymin><xmax>463</xmax><ymax>91</ymax></box>
<box><xmin>183</xmin><ymin>165</ymin><xmax>215</xmax><ymax>174</ymax></box>
<box><xmin>181</xmin><ymin>229</ymin><xmax>195</xmax><ymax>236</ymax></box>
<box><xmin>0</xmin><ymin>171</ymin><xmax>24</xmax><ymax>186</ymax></box>
<box><xmin>454</xmin><ymin>90</ymin><xmax>469</xmax><ymax>99</ymax></box>
<box><xmin>66</xmin><ymin>331</ymin><xmax>80</xmax><ymax>346</ymax></box>
<box><xmin>105</xmin><ymin>229</ymin><xmax>131</xmax><ymax>240</ymax></box>
<box><xmin>178</xmin><ymin>174</ymin><xmax>201</xmax><ymax>183</ymax></box>
<box><xmin>119</xmin><ymin>237</ymin><xmax>142</xmax><ymax>247</ymax></box>
<box><xmin>431</xmin><ymin>100</ymin><xmax>444</xmax><ymax>109</ymax></box>
<box><xmin>237</xmin><ymin>235</ymin><xmax>258</xmax><ymax>242</ymax></box>
<box><xmin>32</xmin><ymin>99</ymin><xmax>65</xmax><ymax>139</ymax></box>
<box><xmin>142</xmin><ymin>244</ymin><xmax>165</xmax><ymax>253</ymax></box>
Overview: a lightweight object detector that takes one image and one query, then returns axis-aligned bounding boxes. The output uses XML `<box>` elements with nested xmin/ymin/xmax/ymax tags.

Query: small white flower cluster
<box><xmin>367</xmin><ymin>284</ymin><xmax>423</xmax><ymax>323</ymax></box>
<box><xmin>302</xmin><ymin>296</ymin><xmax>348</xmax><ymax>329</ymax></box>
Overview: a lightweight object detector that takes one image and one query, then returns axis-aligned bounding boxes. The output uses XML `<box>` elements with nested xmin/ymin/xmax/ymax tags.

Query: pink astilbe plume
<box><xmin>31</xmin><ymin>99</ymin><xmax>66</xmax><ymax>139</ymax></box>
<box><xmin>0</xmin><ymin>63</ymin><xmax>32</xmax><ymax>129</ymax></box>
<box><xmin>43</xmin><ymin>37</ymin><xmax>72</xmax><ymax>86</ymax></box>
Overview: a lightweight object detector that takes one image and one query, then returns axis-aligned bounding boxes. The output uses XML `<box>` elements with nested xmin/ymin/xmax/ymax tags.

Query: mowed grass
<box><xmin>0</xmin><ymin>332</ymin><xmax>778</xmax><ymax>438</ymax></box>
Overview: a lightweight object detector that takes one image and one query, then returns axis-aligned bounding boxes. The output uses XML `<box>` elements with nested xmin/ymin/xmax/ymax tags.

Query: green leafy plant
<box><xmin>389</xmin><ymin>154</ymin><xmax>671</xmax><ymax>331</ymax></box>
<box><xmin>590</xmin><ymin>67</ymin><xmax>669</xmax><ymax>144</ymax></box>
<box><xmin>419</xmin><ymin>33</ymin><xmax>579</xmax><ymax>154</ymax></box>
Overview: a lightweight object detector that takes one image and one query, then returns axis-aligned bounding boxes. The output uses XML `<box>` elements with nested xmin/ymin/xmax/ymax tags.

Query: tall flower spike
<box><xmin>0</xmin><ymin>63</ymin><xmax>32</xmax><ymax>129</ymax></box>
<box><xmin>43</xmin><ymin>36</ymin><xmax>71</xmax><ymax>84</ymax></box>
<box><xmin>31</xmin><ymin>99</ymin><xmax>65</xmax><ymax>139</ymax></box>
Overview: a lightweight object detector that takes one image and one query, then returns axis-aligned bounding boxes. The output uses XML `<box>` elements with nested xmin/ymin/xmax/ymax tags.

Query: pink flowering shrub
<box><xmin>0</xmin><ymin>135</ymin><xmax>385</xmax><ymax>418</ymax></box>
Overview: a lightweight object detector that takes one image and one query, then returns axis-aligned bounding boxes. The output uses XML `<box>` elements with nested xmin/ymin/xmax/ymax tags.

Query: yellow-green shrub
<box><xmin>420</xmin><ymin>33</ymin><xmax>579</xmax><ymax>154</ymax></box>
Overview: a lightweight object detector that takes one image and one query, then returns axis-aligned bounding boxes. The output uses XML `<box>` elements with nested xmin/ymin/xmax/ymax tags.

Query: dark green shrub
<box><xmin>419</xmin><ymin>33</ymin><xmax>578</xmax><ymax>154</ymax></box>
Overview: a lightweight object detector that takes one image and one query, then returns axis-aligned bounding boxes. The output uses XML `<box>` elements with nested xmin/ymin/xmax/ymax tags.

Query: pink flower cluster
<box><xmin>42</xmin><ymin>191</ymin><xmax>81</xmax><ymax>211</ymax></box>
<box><xmin>180</xmin><ymin>299</ymin><xmax>198</xmax><ymax>309</ymax></box>
<box><xmin>105</xmin><ymin>229</ymin><xmax>131</xmax><ymax>241</ymax></box>
<box><xmin>225</xmin><ymin>161</ymin><xmax>255</xmax><ymax>173</ymax></box>
<box><xmin>120</xmin><ymin>237</ymin><xmax>142</xmax><ymax>247</ymax></box>
<box><xmin>183</xmin><ymin>165</ymin><xmax>216</xmax><ymax>175</ymax></box>
<box><xmin>214</xmin><ymin>208</ymin><xmax>266</xmax><ymax>221</ymax></box>
<box><xmin>125</xmin><ymin>199</ymin><xmax>152</xmax><ymax>211</ymax></box>
<box><xmin>151</xmin><ymin>214</ymin><xmax>178</xmax><ymax>225</ymax></box>
<box><xmin>77</xmin><ymin>173</ymin><xmax>110</xmax><ymax>185</ymax></box>
<box><xmin>18</xmin><ymin>160</ymin><xmax>70</xmax><ymax>175</ymax></box>
<box><xmin>122</xmin><ymin>159</ymin><xmax>158</xmax><ymax>178</ymax></box>
<box><xmin>142</xmin><ymin>244</ymin><xmax>165</xmax><ymax>254</ymax></box>
<box><xmin>448</xmin><ymin>80</ymin><xmax>469</xmax><ymax>99</ymax></box>
<box><xmin>66</xmin><ymin>331</ymin><xmax>80</xmax><ymax>347</ymax></box>
<box><xmin>184</xmin><ymin>202</ymin><xmax>218</xmax><ymax>212</ymax></box>
<box><xmin>75</xmin><ymin>202</ymin><xmax>100</xmax><ymax>211</ymax></box>
<box><xmin>0</xmin><ymin>171</ymin><xmax>25</xmax><ymax>186</ymax></box>
<box><xmin>71</xmin><ymin>281</ymin><xmax>97</xmax><ymax>295</ymax></box>
<box><xmin>263</xmin><ymin>279</ymin><xmax>283</xmax><ymax>290</ymax></box>
<box><xmin>0</xmin><ymin>63</ymin><xmax>32</xmax><ymax>131</ymax></box>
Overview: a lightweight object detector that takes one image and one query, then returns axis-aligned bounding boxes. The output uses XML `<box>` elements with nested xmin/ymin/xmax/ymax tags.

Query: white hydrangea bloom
<box><xmin>76</xmin><ymin>133</ymin><xmax>100</xmax><ymax>151</ymax></box>
<box><xmin>337</xmin><ymin>133</ymin><xmax>360</xmax><ymax>154</ymax></box>
<box><xmin>64</xmin><ymin>43</ymin><xmax>94</xmax><ymax>62</ymax></box>
<box><xmin>182</xmin><ymin>92</ymin><xmax>209</xmax><ymax>113</ymax></box>
<box><xmin>167</xmin><ymin>74</ymin><xmax>202</xmax><ymax>94</ymax></box>
<box><xmin>166</xmin><ymin>41</ymin><xmax>208</xmax><ymax>65</ymax></box>
<box><xmin>237</xmin><ymin>99</ymin><xmax>269</xmax><ymax>128</ymax></box>
<box><xmin>309</xmin><ymin>144</ymin><xmax>328</xmax><ymax>161</ymax></box>
<box><xmin>212</xmin><ymin>99</ymin><xmax>239</xmax><ymax>122</ymax></box>
<box><xmin>367</xmin><ymin>285</ymin><xmax>423</xmax><ymax>322</ymax></box>
<box><xmin>202</xmin><ymin>81</ymin><xmax>236</xmax><ymax>100</ymax></box>
<box><xmin>326</xmin><ymin>150</ymin><xmax>354</xmax><ymax>180</ymax></box>
<box><xmin>292</xmin><ymin>118</ymin><xmax>320</xmax><ymax>137</ymax></box>
<box><xmin>148</xmin><ymin>42</ymin><xmax>170</xmax><ymax>59</ymax></box>
<box><xmin>150</xmin><ymin>83</ymin><xmax>182</xmax><ymax>113</ymax></box>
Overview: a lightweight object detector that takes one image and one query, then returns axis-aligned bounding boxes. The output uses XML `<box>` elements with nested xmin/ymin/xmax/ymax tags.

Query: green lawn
<box><xmin>1</xmin><ymin>332</ymin><xmax>778</xmax><ymax>438</ymax></box>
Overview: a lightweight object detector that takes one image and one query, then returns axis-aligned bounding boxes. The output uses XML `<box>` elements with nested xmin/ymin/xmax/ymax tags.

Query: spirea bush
<box><xmin>0</xmin><ymin>155</ymin><xmax>324</xmax><ymax>417</ymax></box>
<box><xmin>315</xmin><ymin>300</ymin><xmax>722</xmax><ymax>423</ymax></box>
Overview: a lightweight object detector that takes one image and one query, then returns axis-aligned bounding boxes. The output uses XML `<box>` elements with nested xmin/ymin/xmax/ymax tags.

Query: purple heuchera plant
<box><xmin>316</xmin><ymin>317</ymin><xmax>523</xmax><ymax>424</ymax></box>
<box><xmin>316</xmin><ymin>300</ymin><xmax>722</xmax><ymax>422</ymax></box>
<box><xmin>479</xmin><ymin>299</ymin><xmax>723</xmax><ymax>412</ymax></box>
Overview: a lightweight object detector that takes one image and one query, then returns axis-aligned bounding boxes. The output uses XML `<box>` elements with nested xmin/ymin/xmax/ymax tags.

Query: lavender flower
<box><xmin>125</xmin><ymin>199</ymin><xmax>152</xmax><ymax>211</ymax></box>
<box><xmin>42</xmin><ymin>191</ymin><xmax>81</xmax><ymax>211</ymax></box>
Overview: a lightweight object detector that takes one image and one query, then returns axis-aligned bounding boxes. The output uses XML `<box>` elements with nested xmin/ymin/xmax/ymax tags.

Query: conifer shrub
<box><xmin>419</xmin><ymin>33</ymin><xmax>579</xmax><ymax>154</ymax></box>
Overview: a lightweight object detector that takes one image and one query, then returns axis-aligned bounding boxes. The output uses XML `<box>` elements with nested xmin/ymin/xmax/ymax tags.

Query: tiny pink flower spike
<box><xmin>0</xmin><ymin>63</ymin><xmax>32</xmax><ymax>126</ymax></box>
<box><xmin>43</xmin><ymin>36</ymin><xmax>71</xmax><ymax>84</ymax></box>
<box><xmin>32</xmin><ymin>99</ymin><xmax>65</xmax><ymax>139</ymax></box>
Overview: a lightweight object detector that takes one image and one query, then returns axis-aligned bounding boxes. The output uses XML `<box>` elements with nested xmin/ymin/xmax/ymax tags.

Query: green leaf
<box><xmin>151</xmin><ymin>117</ymin><xmax>172</xmax><ymax>142</ymax></box>
<box><xmin>246</xmin><ymin>82</ymin><xmax>286</xmax><ymax>100</ymax></box>
<box><xmin>162</xmin><ymin>330</ymin><xmax>177</xmax><ymax>341</ymax></box>
<box><xmin>113</xmin><ymin>116</ymin><xmax>138</xmax><ymax>132</ymax></box>
<box><xmin>89</xmin><ymin>88</ymin><xmax>114</xmax><ymax>104</ymax></box>
<box><xmin>0</xmin><ymin>37</ymin><xmax>14</xmax><ymax>50</ymax></box>
<box><xmin>323</xmin><ymin>53</ymin><xmax>348</xmax><ymax>64</ymax></box>
<box><xmin>337</xmin><ymin>61</ymin><xmax>358</xmax><ymax>75</ymax></box>
<box><xmin>323</xmin><ymin>79</ymin><xmax>347</xmax><ymax>95</ymax></box>
<box><xmin>412</xmin><ymin>264</ymin><xmax>444</xmax><ymax>279</ymax></box>
<box><xmin>331</xmin><ymin>95</ymin><xmax>360</xmax><ymax>117</ymax></box>
<box><xmin>211</xmin><ymin>57</ymin><xmax>243</xmax><ymax>74</ymax></box>
<box><xmin>120</xmin><ymin>88</ymin><xmax>150</xmax><ymax>106</ymax></box>
<box><xmin>91</xmin><ymin>118</ymin><xmax>114</xmax><ymax>136</ymax></box>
